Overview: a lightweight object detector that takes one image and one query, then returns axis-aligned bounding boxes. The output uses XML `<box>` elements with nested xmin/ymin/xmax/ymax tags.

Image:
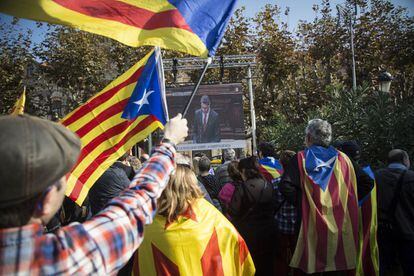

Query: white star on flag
<box><xmin>133</xmin><ymin>89</ymin><xmax>155</xmax><ymax>113</ymax></box>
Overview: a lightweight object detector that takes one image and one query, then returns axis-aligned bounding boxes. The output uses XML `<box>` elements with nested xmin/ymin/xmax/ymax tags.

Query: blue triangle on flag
<box><xmin>121</xmin><ymin>50</ymin><xmax>167</xmax><ymax>125</ymax></box>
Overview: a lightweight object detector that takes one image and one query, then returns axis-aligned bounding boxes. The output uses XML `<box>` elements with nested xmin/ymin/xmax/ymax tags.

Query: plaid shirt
<box><xmin>274</xmin><ymin>178</ymin><xmax>297</xmax><ymax>235</ymax></box>
<box><xmin>0</xmin><ymin>143</ymin><xmax>175</xmax><ymax>275</ymax></box>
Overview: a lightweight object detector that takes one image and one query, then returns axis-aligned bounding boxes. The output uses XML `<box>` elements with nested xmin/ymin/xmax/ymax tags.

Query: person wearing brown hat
<box><xmin>0</xmin><ymin>113</ymin><xmax>188</xmax><ymax>275</ymax></box>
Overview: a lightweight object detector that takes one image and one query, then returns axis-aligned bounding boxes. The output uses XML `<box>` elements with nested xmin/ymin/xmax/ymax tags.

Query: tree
<box><xmin>0</xmin><ymin>19</ymin><xmax>34</xmax><ymax>114</ymax></box>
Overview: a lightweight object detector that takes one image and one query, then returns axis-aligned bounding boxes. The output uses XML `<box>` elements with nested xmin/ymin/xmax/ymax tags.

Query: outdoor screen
<box><xmin>166</xmin><ymin>83</ymin><xmax>246</xmax><ymax>151</ymax></box>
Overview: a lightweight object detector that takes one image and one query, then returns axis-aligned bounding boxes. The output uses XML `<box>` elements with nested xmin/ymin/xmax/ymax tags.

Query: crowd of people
<box><xmin>0</xmin><ymin>114</ymin><xmax>413</xmax><ymax>276</ymax></box>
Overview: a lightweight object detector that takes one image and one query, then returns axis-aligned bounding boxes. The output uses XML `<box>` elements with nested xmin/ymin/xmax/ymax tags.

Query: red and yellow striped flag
<box><xmin>134</xmin><ymin>198</ymin><xmax>255</xmax><ymax>276</ymax></box>
<box><xmin>10</xmin><ymin>88</ymin><xmax>26</xmax><ymax>115</ymax></box>
<box><xmin>291</xmin><ymin>150</ymin><xmax>359</xmax><ymax>273</ymax></box>
<box><xmin>62</xmin><ymin>49</ymin><xmax>166</xmax><ymax>205</ymax></box>
<box><xmin>258</xmin><ymin>157</ymin><xmax>284</xmax><ymax>183</ymax></box>
<box><xmin>356</xmin><ymin>166</ymin><xmax>379</xmax><ymax>276</ymax></box>
<box><xmin>0</xmin><ymin>0</ymin><xmax>237</xmax><ymax>57</ymax></box>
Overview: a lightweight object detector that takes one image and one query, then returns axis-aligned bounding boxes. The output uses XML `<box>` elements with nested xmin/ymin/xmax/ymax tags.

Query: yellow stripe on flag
<box><xmin>0</xmin><ymin>0</ymin><xmax>208</xmax><ymax>57</ymax></box>
<box><xmin>118</xmin><ymin>0</ymin><xmax>176</xmax><ymax>12</ymax></box>
<box><xmin>10</xmin><ymin>88</ymin><xmax>26</xmax><ymax>115</ymax></box>
<box><xmin>74</xmin><ymin>120</ymin><xmax>163</xmax><ymax>205</ymax></box>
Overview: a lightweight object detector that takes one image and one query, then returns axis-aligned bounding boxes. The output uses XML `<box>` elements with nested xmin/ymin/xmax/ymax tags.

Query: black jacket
<box><xmin>89</xmin><ymin>162</ymin><xmax>134</xmax><ymax>215</ymax></box>
<box><xmin>192</xmin><ymin>109</ymin><xmax>220</xmax><ymax>143</ymax></box>
<box><xmin>375</xmin><ymin>166</ymin><xmax>414</xmax><ymax>240</ymax></box>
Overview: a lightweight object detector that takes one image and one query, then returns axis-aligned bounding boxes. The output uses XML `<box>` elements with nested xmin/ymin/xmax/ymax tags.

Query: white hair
<box><xmin>305</xmin><ymin>119</ymin><xmax>332</xmax><ymax>147</ymax></box>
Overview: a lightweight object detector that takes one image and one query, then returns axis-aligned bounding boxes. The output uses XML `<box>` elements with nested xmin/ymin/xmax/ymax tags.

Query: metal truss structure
<box><xmin>163</xmin><ymin>54</ymin><xmax>257</xmax><ymax>72</ymax></box>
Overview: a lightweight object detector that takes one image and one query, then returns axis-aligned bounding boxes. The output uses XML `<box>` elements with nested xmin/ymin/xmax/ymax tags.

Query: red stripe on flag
<box><xmin>75</xmin><ymin>121</ymin><xmax>133</xmax><ymax>166</ymax></box>
<box><xmin>259</xmin><ymin>165</ymin><xmax>274</xmax><ymax>183</ymax></box>
<box><xmin>69</xmin><ymin>115</ymin><xmax>157</xmax><ymax>200</ymax></box>
<box><xmin>62</xmin><ymin>67</ymin><xmax>143</xmax><ymax>126</ymax></box>
<box><xmin>327</xmin><ymin>168</ymin><xmax>347</xmax><ymax>269</ymax></box>
<box><xmin>338</xmin><ymin>154</ymin><xmax>359</xmax><ymax>249</ymax></box>
<box><xmin>75</xmin><ymin>98</ymin><xmax>129</xmax><ymax>138</ymax></box>
<box><xmin>53</xmin><ymin>0</ymin><xmax>193</xmax><ymax>32</ymax></box>
<box><xmin>297</xmin><ymin>152</ymin><xmax>310</xmax><ymax>271</ymax></box>
<box><xmin>201</xmin><ymin>228</ymin><xmax>225</xmax><ymax>276</ymax></box>
<box><xmin>313</xmin><ymin>176</ymin><xmax>329</xmax><ymax>272</ymax></box>
<box><xmin>238</xmin><ymin>234</ymin><xmax>249</xmax><ymax>265</ymax></box>
<box><xmin>361</xmin><ymin>194</ymin><xmax>375</xmax><ymax>275</ymax></box>
<box><xmin>151</xmin><ymin>243</ymin><xmax>180</xmax><ymax>276</ymax></box>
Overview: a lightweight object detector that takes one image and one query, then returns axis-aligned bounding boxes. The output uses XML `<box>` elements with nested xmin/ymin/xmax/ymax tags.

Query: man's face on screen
<box><xmin>201</xmin><ymin>103</ymin><xmax>209</xmax><ymax>113</ymax></box>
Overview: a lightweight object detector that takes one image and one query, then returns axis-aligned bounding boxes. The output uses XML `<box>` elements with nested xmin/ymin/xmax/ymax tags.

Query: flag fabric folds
<box><xmin>134</xmin><ymin>198</ymin><xmax>256</xmax><ymax>276</ymax></box>
<box><xmin>258</xmin><ymin>157</ymin><xmax>283</xmax><ymax>183</ymax></box>
<box><xmin>356</xmin><ymin>166</ymin><xmax>379</xmax><ymax>276</ymax></box>
<box><xmin>0</xmin><ymin>0</ymin><xmax>238</xmax><ymax>57</ymax></box>
<box><xmin>10</xmin><ymin>88</ymin><xmax>26</xmax><ymax>115</ymax></box>
<box><xmin>61</xmin><ymin>48</ymin><xmax>167</xmax><ymax>205</ymax></box>
<box><xmin>291</xmin><ymin>149</ymin><xmax>359</xmax><ymax>273</ymax></box>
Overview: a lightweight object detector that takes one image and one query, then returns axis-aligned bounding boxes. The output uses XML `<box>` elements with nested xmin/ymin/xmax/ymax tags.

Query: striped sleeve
<box><xmin>71</xmin><ymin>143</ymin><xmax>175</xmax><ymax>274</ymax></box>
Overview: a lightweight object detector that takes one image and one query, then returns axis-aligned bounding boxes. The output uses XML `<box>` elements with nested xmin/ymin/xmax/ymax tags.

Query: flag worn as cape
<box><xmin>259</xmin><ymin>157</ymin><xmax>283</xmax><ymax>183</ymax></box>
<box><xmin>10</xmin><ymin>88</ymin><xmax>26</xmax><ymax>115</ymax></box>
<box><xmin>0</xmin><ymin>0</ymin><xmax>238</xmax><ymax>57</ymax></box>
<box><xmin>62</xmin><ymin>48</ymin><xmax>168</xmax><ymax>205</ymax></box>
<box><xmin>134</xmin><ymin>198</ymin><xmax>255</xmax><ymax>276</ymax></box>
<box><xmin>291</xmin><ymin>148</ymin><xmax>359</xmax><ymax>273</ymax></box>
<box><xmin>356</xmin><ymin>166</ymin><xmax>379</xmax><ymax>276</ymax></box>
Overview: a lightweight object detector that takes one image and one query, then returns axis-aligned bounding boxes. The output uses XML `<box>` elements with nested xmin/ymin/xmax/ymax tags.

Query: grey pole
<box><xmin>247</xmin><ymin>66</ymin><xmax>257</xmax><ymax>155</ymax></box>
<box><xmin>182</xmin><ymin>57</ymin><xmax>212</xmax><ymax>117</ymax></box>
<box><xmin>350</xmin><ymin>17</ymin><xmax>357</xmax><ymax>91</ymax></box>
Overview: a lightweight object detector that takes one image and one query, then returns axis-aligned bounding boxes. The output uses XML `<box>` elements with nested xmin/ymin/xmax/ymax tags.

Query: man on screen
<box><xmin>193</xmin><ymin>95</ymin><xmax>220</xmax><ymax>143</ymax></box>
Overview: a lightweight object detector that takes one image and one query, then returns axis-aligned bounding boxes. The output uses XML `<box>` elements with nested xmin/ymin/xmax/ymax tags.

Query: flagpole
<box><xmin>182</xmin><ymin>57</ymin><xmax>212</xmax><ymax>117</ymax></box>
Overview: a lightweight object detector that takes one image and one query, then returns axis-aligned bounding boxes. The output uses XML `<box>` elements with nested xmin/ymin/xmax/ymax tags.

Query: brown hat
<box><xmin>0</xmin><ymin>115</ymin><xmax>81</xmax><ymax>208</ymax></box>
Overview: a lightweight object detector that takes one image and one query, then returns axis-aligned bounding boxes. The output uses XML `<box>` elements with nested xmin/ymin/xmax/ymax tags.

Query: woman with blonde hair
<box><xmin>133</xmin><ymin>158</ymin><xmax>255</xmax><ymax>275</ymax></box>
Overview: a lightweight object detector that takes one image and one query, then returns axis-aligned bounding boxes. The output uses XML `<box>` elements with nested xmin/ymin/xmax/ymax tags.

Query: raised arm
<box><xmin>56</xmin><ymin>114</ymin><xmax>188</xmax><ymax>274</ymax></box>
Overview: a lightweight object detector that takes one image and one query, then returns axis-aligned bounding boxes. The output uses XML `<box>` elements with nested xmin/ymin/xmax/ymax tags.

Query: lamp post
<box><xmin>337</xmin><ymin>4</ymin><xmax>357</xmax><ymax>91</ymax></box>
<box><xmin>50</xmin><ymin>89</ymin><xmax>63</xmax><ymax>121</ymax></box>
<box><xmin>378</xmin><ymin>71</ymin><xmax>393</xmax><ymax>93</ymax></box>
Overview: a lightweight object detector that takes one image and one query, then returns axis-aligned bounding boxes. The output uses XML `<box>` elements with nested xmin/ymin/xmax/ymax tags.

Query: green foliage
<box><xmin>261</xmin><ymin>85</ymin><xmax>414</xmax><ymax>166</ymax></box>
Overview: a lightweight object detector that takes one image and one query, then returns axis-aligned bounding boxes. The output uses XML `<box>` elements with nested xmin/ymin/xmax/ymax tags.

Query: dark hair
<box><xmin>198</xmin><ymin>156</ymin><xmax>211</xmax><ymax>172</ymax></box>
<box><xmin>238</xmin><ymin>156</ymin><xmax>263</xmax><ymax>180</ymax></box>
<box><xmin>228</xmin><ymin>160</ymin><xmax>243</xmax><ymax>183</ymax></box>
<box><xmin>279</xmin><ymin>150</ymin><xmax>296</xmax><ymax>169</ymax></box>
<box><xmin>388</xmin><ymin>149</ymin><xmax>409</xmax><ymax>165</ymax></box>
<box><xmin>0</xmin><ymin>192</ymin><xmax>43</xmax><ymax>228</ymax></box>
<box><xmin>200</xmin><ymin>95</ymin><xmax>210</xmax><ymax>105</ymax></box>
<box><xmin>258</xmin><ymin>142</ymin><xmax>275</xmax><ymax>157</ymax></box>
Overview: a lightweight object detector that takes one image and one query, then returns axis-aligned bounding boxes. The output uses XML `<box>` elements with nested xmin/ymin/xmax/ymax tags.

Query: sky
<box><xmin>0</xmin><ymin>0</ymin><xmax>413</xmax><ymax>44</ymax></box>
<box><xmin>238</xmin><ymin>0</ymin><xmax>414</xmax><ymax>31</ymax></box>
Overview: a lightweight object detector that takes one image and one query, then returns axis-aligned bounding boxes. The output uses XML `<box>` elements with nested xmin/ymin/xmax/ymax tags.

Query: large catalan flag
<box><xmin>0</xmin><ymin>0</ymin><xmax>238</xmax><ymax>57</ymax></box>
<box><xmin>258</xmin><ymin>157</ymin><xmax>284</xmax><ymax>183</ymax></box>
<box><xmin>62</xmin><ymin>48</ymin><xmax>168</xmax><ymax>205</ymax></box>
<box><xmin>356</xmin><ymin>166</ymin><xmax>379</xmax><ymax>276</ymax></box>
<box><xmin>10</xmin><ymin>88</ymin><xmax>26</xmax><ymax>115</ymax></box>
<box><xmin>134</xmin><ymin>198</ymin><xmax>255</xmax><ymax>276</ymax></box>
<box><xmin>291</xmin><ymin>146</ymin><xmax>359</xmax><ymax>273</ymax></box>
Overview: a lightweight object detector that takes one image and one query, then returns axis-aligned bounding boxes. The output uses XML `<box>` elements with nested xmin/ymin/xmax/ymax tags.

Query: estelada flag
<box><xmin>356</xmin><ymin>166</ymin><xmax>379</xmax><ymax>276</ymax></box>
<box><xmin>0</xmin><ymin>0</ymin><xmax>238</xmax><ymax>57</ymax></box>
<box><xmin>259</xmin><ymin>157</ymin><xmax>283</xmax><ymax>183</ymax></box>
<box><xmin>62</xmin><ymin>48</ymin><xmax>168</xmax><ymax>205</ymax></box>
<box><xmin>291</xmin><ymin>146</ymin><xmax>359</xmax><ymax>273</ymax></box>
<box><xmin>10</xmin><ymin>88</ymin><xmax>26</xmax><ymax>115</ymax></box>
<box><xmin>134</xmin><ymin>198</ymin><xmax>255</xmax><ymax>276</ymax></box>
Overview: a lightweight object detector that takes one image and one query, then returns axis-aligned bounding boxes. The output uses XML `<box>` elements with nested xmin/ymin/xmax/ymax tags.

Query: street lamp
<box><xmin>337</xmin><ymin>4</ymin><xmax>357</xmax><ymax>91</ymax></box>
<box><xmin>378</xmin><ymin>71</ymin><xmax>393</xmax><ymax>93</ymax></box>
<box><xmin>50</xmin><ymin>90</ymin><xmax>63</xmax><ymax>121</ymax></box>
